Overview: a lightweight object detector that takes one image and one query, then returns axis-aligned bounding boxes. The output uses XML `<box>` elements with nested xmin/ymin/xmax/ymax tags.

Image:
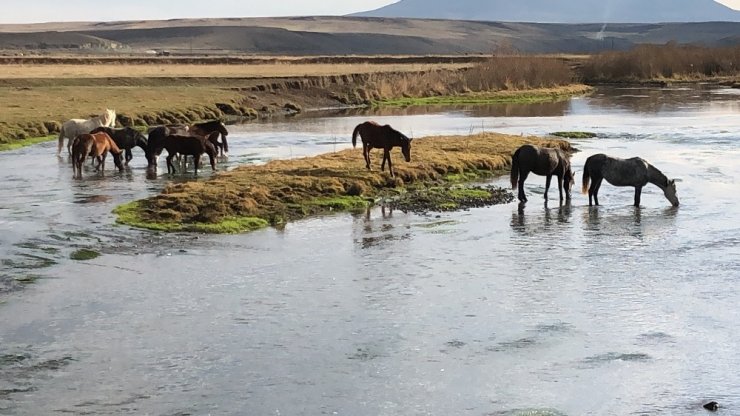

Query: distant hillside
<box><xmin>356</xmin><ymin>0</ymin><xmax>740</xmax><ymax>23</ymax></box>
<box><xmin>0</xmin><ymin>17</ymin><xmax>738</xmax><ymax>55</ymax></box>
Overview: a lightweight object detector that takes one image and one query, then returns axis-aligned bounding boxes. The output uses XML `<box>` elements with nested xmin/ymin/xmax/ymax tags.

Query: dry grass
<box><xmin>0</xmin><ymin>63</ymin><xmax>473</xmax><ymax>79</ymax></box>
<box><xmin>581</xmin><ymin>43</ymin><xmax>740</xmax><ymax>82</ymax></box>
<box><xmin>119</xmin><ymin>132</ymin><xmax>574</xmax><ymax>232</ymax></box>
<box><xmin>463</xmin><ymin>55</ymin><xmax>575</xmax><ymax>90</ymax></box>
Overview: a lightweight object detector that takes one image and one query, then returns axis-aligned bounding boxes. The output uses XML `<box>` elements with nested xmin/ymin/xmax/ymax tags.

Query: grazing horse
<box><xmin>190</xmin><ymin>120</ymin><xmax>229</xmax><ymax>157</ymax></box>
<box><xmin>582</xmin><ymin>154</ymin><xmax>679</xmax><ymax>207</ymax></box>
<box><xmin>71</xmin><ymin>132</ymin><xmax>123</xmax><ymax>178</ymax></box>
<box><xmin>147</xmin><ymin>128</ymin><xmax>216</xmax><ymax>174</ymax></box>
<box><xmin>510</xmin><ymin>144</ymin><xmax>575</xmax><ymax>203</ymax></box>
<box><xmin>352</xmin><ymin>121</ymin><xmax>412</xmax><ymax>178</ymax></box>
<box><xmin>90</xmin><ymin>127</ymin><xmax>147</xmax><ymax>165</ymax></box>
<box><xmin>57</xmin><ymin>109</ymin><xmax>116</xmax><ymax>156</ymax></box>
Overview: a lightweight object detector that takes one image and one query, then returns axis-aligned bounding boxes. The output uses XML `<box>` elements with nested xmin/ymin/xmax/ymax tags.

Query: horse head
<box><xmin>664</xmin><ymin>179</ymin><xmax>679</xmax><ymax>207</ymax></box>
<box><xmin>218</xmin><ymin>121</ymin><xmax>229</xmax><ymax>136</ymax></box>
<box><xmin>103</xmin><ymin>109</ymin><xmax>117</xmax><ymax>128</ymax></box>
<box><xmin>399</xmin><ymin>133</ymin><xmax>412</xmax><ymax>163</ymax></box>
<box><xmin>564</xmin><ymin>167</ymin><xmax>576</xmax><ymax>200</ymax></box>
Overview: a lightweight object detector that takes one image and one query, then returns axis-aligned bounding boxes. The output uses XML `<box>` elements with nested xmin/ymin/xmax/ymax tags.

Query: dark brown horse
<box><xmin>149</xmin><ymin>133</ymin><xmax>217</xmax><ymax>175</ymax></box>
<box><xmin>190</xmin><ymin>120</ymin><xmax>229</xmax><ymax>156</ymax></box>
<box><xmin>582</xmin><ymin>154</ymin><xmax>679</xmax><ymax>207</ymax></box>
<box><xmin>352</xmin><ymin>121</ymin><xmax>412</xmax><ymax>178</ymax></box>
<box><xmin>510</xmin><ymin>144</ymin><xmax>575</xmax><ymax>203</ymax></box>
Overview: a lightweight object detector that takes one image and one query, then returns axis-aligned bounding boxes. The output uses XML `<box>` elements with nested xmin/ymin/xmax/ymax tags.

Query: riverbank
<box><xmin>0</xmin><ymin>56</ymin><xmax>590</xmax><ymax>147</ymax></box>
<box><xmin>114</xmin><ymin>132</ymin><xmax>573</xmax><ymax>234</ymax></box>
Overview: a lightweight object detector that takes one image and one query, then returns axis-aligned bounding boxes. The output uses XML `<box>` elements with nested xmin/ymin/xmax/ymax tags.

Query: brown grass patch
<box><xmin>121</xmin><ymin>133</ymin><xmax>574</xmax><ymax>231</ymax></box>
<box><xmin>581</xmin><ymin>43</ymin><xmax>740</xmax><ymax>82</ymax></box>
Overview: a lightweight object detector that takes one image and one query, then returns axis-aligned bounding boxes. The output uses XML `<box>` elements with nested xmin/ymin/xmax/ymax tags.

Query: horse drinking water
<box><xmin>582</xmin><ymin>154</ymin><xmax>679</xmax><ymax>207</ymax></box>
<box><xmin>510</xmin><ymin>144</ymin><xmax>575</xmax><ymax>203</ymax></box>
<box><xmin>57</xmin><ymin>109</ymin><xmax>116</xmax><ymax>156</ymax></box>
<box><xmin>70</xmin><ymin>132</ymin><xmax>124</xmax><ymax>178</ymax></box>
<box><xmin>90</xmin><ymin>126</ymin><xmax>147</xmax><ymax>165</ymax></box>
<box><xmin>352</xmin><ymin>121</ymin><xmax>412</xmax><ymax>178</ymax></box>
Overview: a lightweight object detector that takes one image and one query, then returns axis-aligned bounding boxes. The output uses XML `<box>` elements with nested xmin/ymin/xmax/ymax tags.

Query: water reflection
<box><xmin>510</xmin><ymin>201</ymin><xmax>573</xmax><ymax>236</ymax></box>
<box><xmin>313</xmin><ymin>100</ymin><xmax>571</xmax><ymax>118</ymax></box>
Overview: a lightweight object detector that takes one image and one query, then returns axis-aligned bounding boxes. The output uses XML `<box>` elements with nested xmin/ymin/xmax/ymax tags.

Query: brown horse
<box><xmin>352</xmin><ymin>121</ymin><xmax>412</xmax><ymax>178</ymax></box>
<box><xmin>71</xmin><ymin>132</ymin><xmax>124</xmax><ymax>178</ymax></box>
<box><xmin>510</xmin><ymin>144</ymin><xmax>575</xmax><ymax>203</ymax></box>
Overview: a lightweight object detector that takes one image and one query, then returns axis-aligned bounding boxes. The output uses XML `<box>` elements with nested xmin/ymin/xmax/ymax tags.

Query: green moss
<box><xmin>0</xmin><ymin>135</ymin><xmax>56</xmax><ymax>152</ymax></box>
<box><xmin>550</xmin><ymin>131</ymin><xmax>598</xmax><ymax>139</ymax></box>
<box><xmin>70</xmin><ymin>249</ymin><xmax>101</xmax><ymax>261</ymax></box>
<box><xmin>114</xmin><ymin>201</ymin><xmax>268</xmax><ymax>234</ymax></box>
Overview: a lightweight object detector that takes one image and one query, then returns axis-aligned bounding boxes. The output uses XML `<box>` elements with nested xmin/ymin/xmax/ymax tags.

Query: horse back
<box><xmin>601</xmin><ymin>155</ymin><xmax>650</xmax><ymax>186</ymax></box>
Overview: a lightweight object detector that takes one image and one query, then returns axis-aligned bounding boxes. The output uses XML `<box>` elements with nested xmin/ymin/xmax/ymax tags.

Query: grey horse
<box><xmin>582</xmin><ymin>153</ymin><xmax>679</xmax><ymax>207</ymax></box>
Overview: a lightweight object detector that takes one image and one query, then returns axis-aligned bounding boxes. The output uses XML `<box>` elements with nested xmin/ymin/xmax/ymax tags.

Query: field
<box><xmin>0</xmin><ymin>55</ymin><xmax>590</xmax><ymax>146</ymax></box>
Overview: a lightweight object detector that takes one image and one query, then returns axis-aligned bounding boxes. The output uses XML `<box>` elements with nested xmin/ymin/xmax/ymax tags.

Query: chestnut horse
<box><xmin>90</xmin><ymin>126</ymin><xmax>147</xmax><ymax>165</ymax></box>
<box><xmin>190</xmin><ymin>120</ymin><xmax>229</xmax><ymax>156</ymax></box>
<box><xmin>510</xmin><ymin>144</ymin><xmax>575</xmax><ymax>203</ymax></box>
<box><xmin>352</xmin><ymin>121</ymin><xmax>412</xmax><ymax>178</ymax></box>
<box><xmin>71</xmin><ymin>132</ymin><xmax>124</xmax><ymax>178</ymax></box>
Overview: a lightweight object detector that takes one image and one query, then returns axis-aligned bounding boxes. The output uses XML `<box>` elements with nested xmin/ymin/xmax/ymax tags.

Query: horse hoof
<box><xmin>703</xmin><ymin>401</ymin><xmax>719</xmax><ymax>411</ymax></box>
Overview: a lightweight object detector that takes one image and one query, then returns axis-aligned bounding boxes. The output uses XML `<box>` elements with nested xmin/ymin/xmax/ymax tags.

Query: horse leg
<box><xmin>557</xmin><ymin>174</ymin><xmax>564</xmax><ymax>202</ymax></box>
<box><xmin>591</xmin><ymin>177</ymin><xmax>603</xmax><ymax>206</ymax></box>
<box><xmin>518</xmin><ymin>171</ymin><xmax>530</xmax><ymax>202</ymax></box>
<box><xmin>194</xmin><ymin>154</ymin><xmax>201</xmax><ymax>175</ymax></box>
<box><xmin>363</xmin><ymin>144</ymin><xmax>371</xmax><ymax>170</ymax></box>
<box><xmin>545</xmin><ymin>175</ymin><xmax>552</xmax><ymax>200</ymax></box>
<box><xmin>387</xmin><ymin>153</ymin><xmax>394</xmax><ymax>178</ymax></box>
<box><xmin>125</xmin><ymin>149</ymin><xmax>132</xmax><ymax>166</ymax></box>
<box><xmin>634</xmin><ymin>186</ymin><xmax>642</xmax><ymax>207</ymax></box>
<box><xmin>166</xmin><ymin>154</ymin><xmax>176</xmax><ymax>174</ymax></box>
<box><xmin>381</xmin><ymin>149</ymin><xmax>389</xmax><ymax>172</ymax></box>
<box><xmin>209</xmin><ymin>151</ymin><xmax>216</xmax><ymax>171</ymax></box>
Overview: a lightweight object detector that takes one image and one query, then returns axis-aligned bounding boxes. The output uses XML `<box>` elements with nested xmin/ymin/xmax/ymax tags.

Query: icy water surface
<box><xmin>0</xmin><ymin>86</ymin><xmax>739</xmax><ymax>415</ymax></box>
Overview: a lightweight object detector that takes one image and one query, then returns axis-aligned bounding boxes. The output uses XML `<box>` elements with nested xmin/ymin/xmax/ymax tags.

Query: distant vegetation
<box><xmin>581</xmin><ymin>44</ymin><xmax>740</xmax><ymax>82</ymax></box>
<box><xmin>463</xmin><ymin>55</ymin><xmax>575</xmax><ymax>90</ymax></box>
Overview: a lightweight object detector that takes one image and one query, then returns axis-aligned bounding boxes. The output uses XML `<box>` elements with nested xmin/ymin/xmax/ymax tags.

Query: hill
<box><xmin>356</xmin><ymin>0</ymin><xmax>740</xmax><ymax>23</ymax></box>
<box><xmin>0</xmin><ymin>17</ymin><xmax>738</xmax><ymax>55</ymax></box>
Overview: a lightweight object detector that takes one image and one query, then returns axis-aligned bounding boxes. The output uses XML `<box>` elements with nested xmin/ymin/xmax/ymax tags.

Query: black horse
<box><xmin>582</xmin><ymin>153</ymin><xmax>679</xmax><ymax>207</ymax></box>
<box><xmin>90</xmin><ymin>126</ymin><xmax>147</xmax><ymax>165</ymax></box>
<box><xmin>510</xmin><ymin>144</ymin><xmax>575</xmax><ymax>203</ymax></box>
<box><xmin>190</xmin><ymin>120</ymin><xmax>229</xmax><ymax>157</ymax></box>
<box><xmin>146</xmin><ymin>127</ymin><xmax>216</xmax><ymax>174</ymax></box>
<box><xmin>352</xmin><ymin>121</ymin><xmax>412</xmax><ymax>178</ymax></box>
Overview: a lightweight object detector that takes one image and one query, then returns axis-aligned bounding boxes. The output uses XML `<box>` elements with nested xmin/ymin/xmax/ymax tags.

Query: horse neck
<box><xmin>647</xmin><ymin>164</ymin><xmax>668</xmax><ymax>190</ymax></box>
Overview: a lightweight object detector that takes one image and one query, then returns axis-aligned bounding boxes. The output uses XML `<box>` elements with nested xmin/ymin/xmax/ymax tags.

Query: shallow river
<box><xmin>0</xmin><ymin>86</ymin><xmax>739</xmax><ymax>415</ymax></box>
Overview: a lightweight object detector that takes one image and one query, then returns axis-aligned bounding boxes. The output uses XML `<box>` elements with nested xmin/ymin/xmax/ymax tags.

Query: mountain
<box><xmin>356</xmin><ymin>0</ymin><xmax>740</xmax><ymax>23</ymax></box>
<box><xmin>0</xmin><ymin>18</ymin><xmax>738</xmax><ymax>55</ymax></box>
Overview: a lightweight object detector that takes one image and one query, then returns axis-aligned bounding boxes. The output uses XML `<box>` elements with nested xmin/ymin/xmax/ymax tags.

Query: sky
<box><xmin>2</xmin><ymin>0</ymin><xmax>739</xmax><ymax>24</ymax></box>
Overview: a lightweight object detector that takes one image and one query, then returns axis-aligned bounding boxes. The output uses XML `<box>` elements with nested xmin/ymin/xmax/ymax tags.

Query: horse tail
<box><xmin>510</xmin><ymin>147</ymin><xmax>521</xmax><ymax>190</ymax></box>
<box><xmin>352</xmin><ymin>124</ymin><xmax>362</xmax><ymax>148</ymax></box>
<box><xmin>582</xmin><ymin>156</ymin><xmax>591</xmax><ymax>194</ymax></box>
<box><xmin>57</xmin><ymin>125</ymin><xmax>66</xmax><ymax>154</ymax></box>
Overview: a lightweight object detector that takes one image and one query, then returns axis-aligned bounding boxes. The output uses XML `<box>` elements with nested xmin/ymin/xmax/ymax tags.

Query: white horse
<box><xmin>57</xmin><ymin>109</ymin><xmax>117</xmax><ymax>156</ymax></box>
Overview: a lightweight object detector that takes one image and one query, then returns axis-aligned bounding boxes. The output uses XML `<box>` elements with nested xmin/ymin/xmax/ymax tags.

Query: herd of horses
<box><xmin>58</xmin><ymin>110</ymin><xmax>679</xmax><ymax>207</ymax></box>
<box><xmin>353</xmin><ymin>121</ymin><xmax>680</xmax><ymax>207</ymax></box>
<box><xmin>58</xmin><ymin>109</ymin><xmax>229</xmax><ymax>178</ymax></box>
